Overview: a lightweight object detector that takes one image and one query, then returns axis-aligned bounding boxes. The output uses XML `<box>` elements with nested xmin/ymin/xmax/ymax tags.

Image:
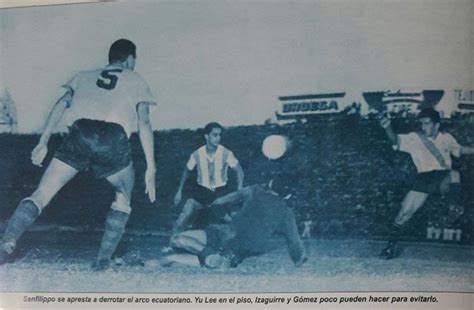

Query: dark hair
<box><xmin>108</xmin><ymin>39</ymin><xmax>136</xmax><ymax>64</ymax></box>
<box><xmin>418</xmin><ymin>108</ymin><xmax>440</xmax><ymax>124</ymax></box>
<box><xmin>204</xmin><ymin>122</ymin><xmax>223</xmax><ymax>135</ymax></box>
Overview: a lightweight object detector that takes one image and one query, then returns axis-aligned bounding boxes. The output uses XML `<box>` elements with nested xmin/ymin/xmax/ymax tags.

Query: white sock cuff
<box><xmin>110</xmin><ymin>201</ymin><xmax>132</xmax><ymax>215</ymax></box>
<box><xmin>21</xmin><ymin>197</ymin><xmax>43</xmax><ymax>215</ymax></box>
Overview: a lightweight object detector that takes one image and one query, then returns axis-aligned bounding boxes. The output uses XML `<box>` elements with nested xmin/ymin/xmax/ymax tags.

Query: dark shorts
<box><xmin>189</xmin><ymin>183</ymin><xmax>229</xmax><ymax>206</ymax></box>
<box><xmin>412</xmin><ymin>170</ymin><xmax>450</xmax><ymax>194</ymax></box>
<box><xmin>54</xmin><ymin>119</ymin><xmax>131</xmax><ymax>179</ymax></box>
<box><xmin>204</xmin><ymin>224</ymin><xmax>235</xmax><ymax>250</ymax></box>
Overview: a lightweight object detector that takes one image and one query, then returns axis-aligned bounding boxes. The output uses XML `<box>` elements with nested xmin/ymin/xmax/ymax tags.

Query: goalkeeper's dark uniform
<box><xmin>201</xmin><ymin>184</ymin><xmax>306</xmax><ymax>267</ymax></box>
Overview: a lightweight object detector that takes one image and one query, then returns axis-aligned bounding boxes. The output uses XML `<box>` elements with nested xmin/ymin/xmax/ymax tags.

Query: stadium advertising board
<box><xmin>362</xmin><ymin>90</ymin><xmax>444</xmax><ymax>115</ymax></box>
<box><xmin>276</xmin><ymin>92</ymin><xmax>347</xmax><ymax>120</ymax></box>
<box><xmin>276</xmin><ymin>90</ymin><xmax>446</xmax><ymax>121</ymax></box>
<box><xmin>454</xmin><ymin>89</ymin><xmax>474</xmax><ymax>112</ymax></box>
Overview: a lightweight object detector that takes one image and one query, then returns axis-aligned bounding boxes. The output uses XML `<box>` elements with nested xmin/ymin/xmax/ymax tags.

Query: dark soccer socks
<box><xmin>0</xmin><ymin>199</ymin><xmax>41</xmax><ymax>264</ymax></box>
<box><xmin>387</xmin><ymin>222</ymin><xmax>402</xmax><ymax>243</ymax></box>
<box><xmin>380</xmin><ymin>241</ymin><xmax>397</xmax><ymax>260</ymax></box>
<box><xmin>91</xmin><ymin>258</ymin><xmax>111</xmax><ymax>271</ymax></box>
<box><xmin>95</xmin><ymin>209</ymin><xmax>129</xmax><ymax>268</ymax></box>
<box><xmin>380</xmin><ymin>222</ymin><xmax>403</xmax><ymax>260</ymax></box>
<box><xmin>445</xmin><ymin>183</ymin><xmax>464</xmax><ymax>225</ymax></box>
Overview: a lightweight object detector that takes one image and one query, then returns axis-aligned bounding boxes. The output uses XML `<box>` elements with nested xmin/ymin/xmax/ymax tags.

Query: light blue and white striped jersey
<box><xmin>187</xmin><ymin>145</ymin><xmax>238</xmax><ymax>190</ymax></box>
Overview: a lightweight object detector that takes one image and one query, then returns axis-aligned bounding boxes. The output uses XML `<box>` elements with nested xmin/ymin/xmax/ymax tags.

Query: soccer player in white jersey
<box><xmin>173</xmin><ymin>122</ymin><xmax>244</xmax><ymax>233</ymax></box>
<box><xmin>379</xmin><ymin>108</ymin><xmax>474</xmax><ymax>259</ymax></box>
<box><xmin>0</xmin><ymin>39</ymin><xmax>157</xmax><ymax>270</ymax></box>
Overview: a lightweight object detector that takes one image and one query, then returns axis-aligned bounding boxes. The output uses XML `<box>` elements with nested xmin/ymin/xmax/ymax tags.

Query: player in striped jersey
<box><xmin>173</xmin><ymin>122</ymin><xmax>244</xmax><ymax>233</ymax></box>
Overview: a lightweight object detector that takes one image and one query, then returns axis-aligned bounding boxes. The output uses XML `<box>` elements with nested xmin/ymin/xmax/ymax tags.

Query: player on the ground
<box><xmin>172</xmin><ymin>122</ymin><xmax>244</xmax><ymax>233</ymax></box>
<box><xmin>0</xmin><ymin>39</ymin><xmax>157</xmax><ymax>270</ymax></box>
<box><xmin>379</xmin><ymin>108</ymin><xmax>474</xmax><ymax>259</ymax></box>
<box><xmin>161</xmin><ymin>181</ymin><xmax>306</xmax><ymax>268</ymax></box>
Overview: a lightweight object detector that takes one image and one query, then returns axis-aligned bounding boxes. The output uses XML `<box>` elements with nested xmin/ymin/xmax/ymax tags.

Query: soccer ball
<box><xmin>262</xmin><ymin>135</ymin><xmax>288</xmax><ymax>160</ymax></box>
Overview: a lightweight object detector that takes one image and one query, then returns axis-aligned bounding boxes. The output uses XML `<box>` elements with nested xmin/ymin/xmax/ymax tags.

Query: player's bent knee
<box><xmin>395</xmin><ymin>212</ymin><xmax>411</xmax><ymax>225</ymax></box>
<box><xmin>182</xmin><ymin>202</ymin><xmax>198</xmax><ymax>215</ymax></box>
<box><xmin>186</xmin><ymin>198</ymin><xmax>202</xmax><ymax>208</ymax></box>
<box><xmin>395</xmin><ymin>213</ymin><xmax>406</xmax><ymax>223</ymax></box>
<box><xmin>181</xmin><ymin>206</ymin><xmax>192</xmax><ymax>215</ymax></box>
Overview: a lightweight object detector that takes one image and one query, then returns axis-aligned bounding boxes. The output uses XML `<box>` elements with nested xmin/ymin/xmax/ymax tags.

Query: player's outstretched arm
<box><xmin>233</xmin><ymin>163</ymin><xmax>245</xmax><ymax>190</ymax></box>
<box><xmin>210</xmin><ymin>187</ymin><xmax>251</xmax><ymax>208</ymax></box>
<box><xmin>137</xmin><ymin>102</ymin><xmax>156</xmax><ymax>203</ymax></box>
<box><xmin>31</xmin><ymin>91</ymin><xmax>72</xmax><ymax>167</ymax></box>
<box><xmin>379</xmin><ymin>116</ymin><xmax>398</xmax><ymax>146</ymax></box>
<box><xmin>460</xmin><ymin>145</ymin><xmax>474</xmax><ymax>155</ymax></box>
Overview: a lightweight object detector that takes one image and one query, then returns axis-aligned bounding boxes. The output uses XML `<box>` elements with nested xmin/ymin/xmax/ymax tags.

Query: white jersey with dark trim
<box><xmin>396</xmin><ymin>132</ymin><xmax>461</xmax><ymax>173</ymax></box>
<box><xmin>62</xmin><ymin>64</ymin><xmax>156</xmax><ymax>137</ymax></box>
<box><xmin>186</xmin><ymin>145</ymin><xmax>238</xmax><ymax>190</ymax></box>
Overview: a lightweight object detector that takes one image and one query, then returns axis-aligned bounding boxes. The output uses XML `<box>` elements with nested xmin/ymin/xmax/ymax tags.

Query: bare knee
<box><xmin>107</xmin><ymin>163</ymin><xmax>135</xmax><ymax>197</ymax></box>
<box><xmin>28</xmin><ymin>190</ymin><xmax>49</xmax><ymax>211</ymax></box>
<box><xmin>396</xmin><ymin>191</ymin><xmax>427</xmax><ymax>225</ymax></box>
<box><xmin>395</xmin><ymin>203</ymin><xmax>415</xmax><ymax>225</ymax></box>
<box><xmin>182</xmin><ymin>199</ymin><xmax>200</xmax><ymax>215</ymax></box>
<box><xmin>395</xmin><ymin>212</ymin><xmax>412</xmax><ymax>225</ymax></box>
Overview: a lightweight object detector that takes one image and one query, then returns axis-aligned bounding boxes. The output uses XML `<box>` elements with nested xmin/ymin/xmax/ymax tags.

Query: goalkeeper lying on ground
<box><xmin>160</xmin><ymin>181</ymin><xmax>307</xmax><ymax>268</ymax></box>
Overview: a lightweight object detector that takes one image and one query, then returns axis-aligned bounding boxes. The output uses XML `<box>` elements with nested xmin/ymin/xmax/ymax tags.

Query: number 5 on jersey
<box><xmin>96</xmin><ymin>69</ymin><xmax>123</xmax><ymax>90</ymax></box>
